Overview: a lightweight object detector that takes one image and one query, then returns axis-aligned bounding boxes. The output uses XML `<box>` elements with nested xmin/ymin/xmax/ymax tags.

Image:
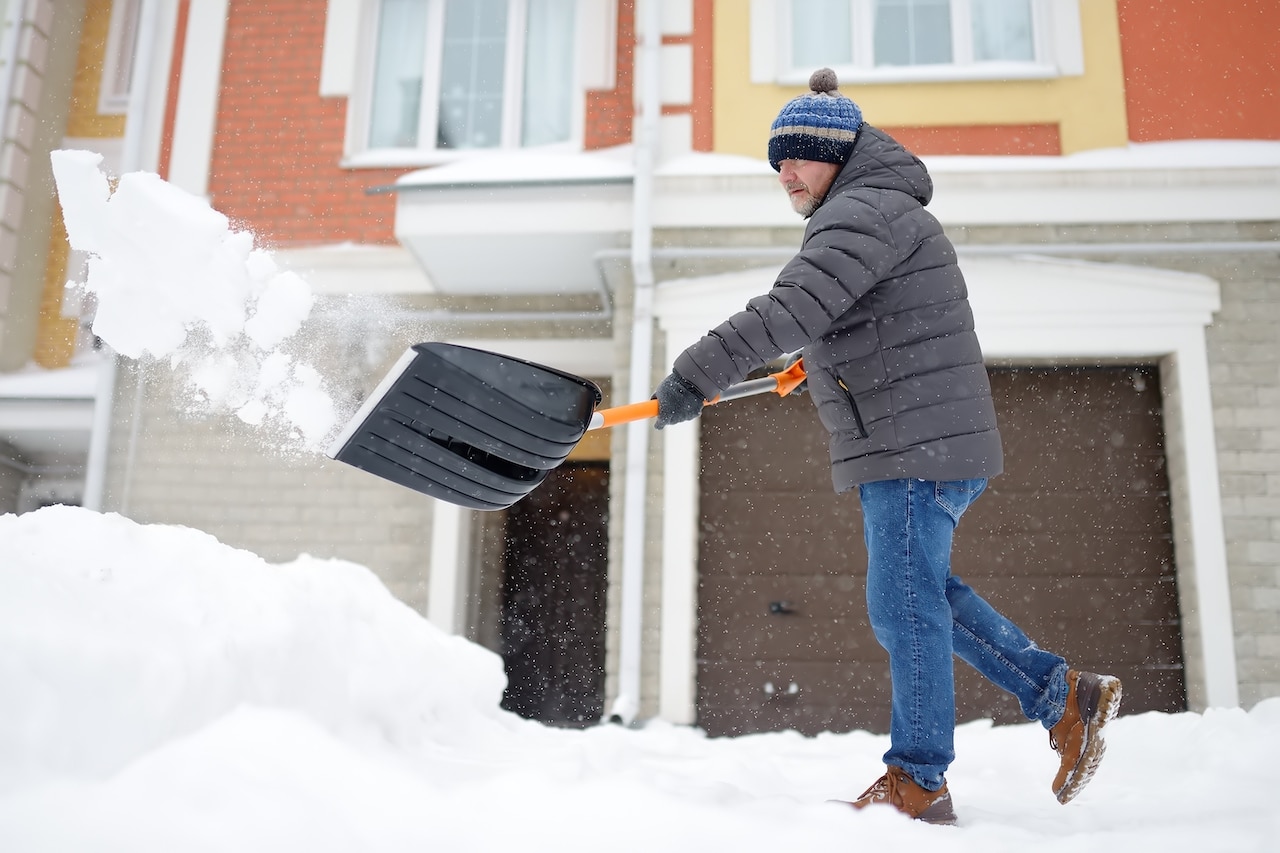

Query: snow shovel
<box><xmin>327</xmin><ymin>342</ymin><xmax>807</xmax><ymax>511</ymax></box>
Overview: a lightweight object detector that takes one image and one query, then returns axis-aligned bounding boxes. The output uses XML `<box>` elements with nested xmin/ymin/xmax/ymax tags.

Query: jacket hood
<box><xmin>827</xmin><ymin>125</ymin><xmax>933</xmax><ymax>207</ymax></box>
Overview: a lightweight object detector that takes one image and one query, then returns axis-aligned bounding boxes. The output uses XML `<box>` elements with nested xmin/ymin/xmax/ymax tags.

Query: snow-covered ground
<box><xmin>5</xmin><ymin>150</ymin><xmax>1277</xmax><ymax>851</ymax></box>
<box><xmin>1</xmin><ymin>505</ymin><xmax>1278</xmax><ymax>852</ymax></box>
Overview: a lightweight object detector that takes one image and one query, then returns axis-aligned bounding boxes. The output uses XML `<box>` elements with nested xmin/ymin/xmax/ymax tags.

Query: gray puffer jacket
<box><xmin>674</xmin><ymin>126</ymin><xmax>1003</xmax><ymax>491</ymax></box>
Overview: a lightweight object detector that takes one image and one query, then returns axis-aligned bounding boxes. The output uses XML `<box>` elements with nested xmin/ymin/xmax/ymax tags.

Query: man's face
<box><xmin>778</xmin><ymin>159</ymin><xmax>841</xmax><ymax>218</ymax></box>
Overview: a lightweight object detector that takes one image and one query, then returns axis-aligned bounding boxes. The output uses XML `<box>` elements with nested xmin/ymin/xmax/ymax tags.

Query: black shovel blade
<box><xmin>327</xmin><ymin>343</ymin><xmax>602</xmax><ymax>510</ymax></box>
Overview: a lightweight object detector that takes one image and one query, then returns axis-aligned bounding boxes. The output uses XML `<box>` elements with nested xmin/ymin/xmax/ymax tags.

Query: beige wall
<box><xmin>99</xmin><ymin>360</ymin><xmax>437</xmax><ymax>614</ymax></box>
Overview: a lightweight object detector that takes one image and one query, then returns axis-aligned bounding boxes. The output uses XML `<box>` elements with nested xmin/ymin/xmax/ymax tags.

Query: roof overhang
<box><xmin>389</xmin><ymin>151</ymin><xmax>636</xmax><ymax>296</ymax></box>
<box><xmin>384</xmin><ymin>141</ymin><xmax>1280</xmax><ymax>296</ymax></box>
<box><xmin>0</xmin><ymin>361</ymin><xmax>102</xmax><ymax>460</ymax></box>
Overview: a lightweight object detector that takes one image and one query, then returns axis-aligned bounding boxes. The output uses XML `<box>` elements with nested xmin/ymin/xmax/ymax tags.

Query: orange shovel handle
<box><xmin>586</xmin><ymin>357</ymin><xmax>806</xmax><ymax>431</ymax></box>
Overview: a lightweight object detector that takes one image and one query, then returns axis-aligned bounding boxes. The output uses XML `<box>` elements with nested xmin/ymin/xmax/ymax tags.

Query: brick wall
<box><xmin>1204</xmin><ymin>257</ymin><xmax>1280</xmax><ymax>705</ymax></box>
<box><xmin>1117</xmin><ymin>0</ymin><xmax>1280</xmax><ymax>142</ymax></box>
<box><xmin>208</xmin><ymin>0</ymin><xmax>643</xmax><ymax>245</ymax></box>
<box><xmin>584</xmin><ymin>0</ymin><xmax>633</xmax><ymax>150</ymax></box>
<box><xmin>206</xmin><ymin>0</ymin><xmax>401</xmax><ymax>247</ymax></box>
<box><xmin>101</xmin><ymin>360</ymin><xmax>436</xmax><ymax>615</ymax></box>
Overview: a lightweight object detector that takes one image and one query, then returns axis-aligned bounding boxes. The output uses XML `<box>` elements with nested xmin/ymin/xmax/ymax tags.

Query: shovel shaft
<box><xmin>586</xmin><ymin>358</ymin><xmax>806</xmax><ymax>431</ymax></box>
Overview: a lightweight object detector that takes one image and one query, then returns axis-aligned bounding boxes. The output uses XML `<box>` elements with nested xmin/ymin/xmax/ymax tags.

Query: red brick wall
<box><xmin>584</xmin><ymin>0</ymin><xmax>634</xmax><ymax>150</ymax></box>
<box><xmin>204</xmin><ymin>1</ymin><xmax>639</xmax><ymax>245</ymax></box>
<box><xmin>690</xmin><ymin>0</ymin><xmax>713</xmax><ymax>151</ymax></box>
<box><xmin>1117</xmin><ymin>0</ymin><xmax>1280</xmax><ymax>142</ymax></box>
<box><xmin>882</xmin><ymin>123</ymin><xmax>1061</xmax><ymax>156</ymax></box>
<box><xmin>207</xmin><ymin>0</ymin><xmax>402</xmax><ymax>247</ymax></box>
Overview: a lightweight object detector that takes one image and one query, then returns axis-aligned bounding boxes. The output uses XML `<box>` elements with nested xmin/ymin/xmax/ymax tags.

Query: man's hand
<box><xmin>653</xmin><ymin>372</ymin><xmax>706</xmax><ymax>430</ymax></box>
<box><xmin>782</xmin><ymin>350</ymin><xmax>807</xmax><ymax>396</ymax></box>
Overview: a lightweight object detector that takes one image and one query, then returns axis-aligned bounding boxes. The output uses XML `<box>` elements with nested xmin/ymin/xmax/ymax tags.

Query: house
<box><xmin>1</xmin><ymin>0</ymin><xmax>1277</xmax><ymax>734</ymax></box>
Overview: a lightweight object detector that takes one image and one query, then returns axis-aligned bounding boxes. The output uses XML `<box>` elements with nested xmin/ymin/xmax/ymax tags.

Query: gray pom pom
<box><xmin>809</xmin><ymin>68</ymin><xmax>839</xmax><ymax>94</ymax></box>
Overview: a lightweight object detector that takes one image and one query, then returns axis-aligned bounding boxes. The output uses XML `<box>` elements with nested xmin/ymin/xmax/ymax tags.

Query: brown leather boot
<box><xmin>1050</xmin><ymin>670</ymin><xmax>1122</xmax><ymax>804</ymax></box>
<box><xmin>850</xmin><ymin>766</ymin><xmax>957</xmax><ymax>825</ymax></box>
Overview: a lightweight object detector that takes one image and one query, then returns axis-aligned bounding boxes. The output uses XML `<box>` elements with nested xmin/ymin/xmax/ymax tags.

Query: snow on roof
<box><xmin>396</xmin><ymin>146</ymin><xmax>635</xmax><ymax>188</ymax></box>
<box><xmin>0</xmin><ymin>358</ymin><xmax>105</xmax><ymax>400</ymax></box>
<box><xmin>394</xmin><ymin>139</ymin><xmax>1280</xmax><ymax>189</ymax></box>
<box><xmin>925</xmin><ymin>139</ymin><xmax>1280</xmax><ymax>173</ymax></box>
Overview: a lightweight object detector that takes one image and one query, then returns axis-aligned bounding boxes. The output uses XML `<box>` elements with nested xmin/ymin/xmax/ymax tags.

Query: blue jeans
<box><xmin>858</xmin><ymin>478</ymin><xmax>1069</xmax><ymax>791</ymax></box>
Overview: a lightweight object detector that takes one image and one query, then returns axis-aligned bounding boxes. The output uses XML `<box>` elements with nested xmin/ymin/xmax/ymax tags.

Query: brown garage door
<box><xmin>696</xmin><ymin>366</ymin><xmax>1185</xmax><ymax>737</ymax></box>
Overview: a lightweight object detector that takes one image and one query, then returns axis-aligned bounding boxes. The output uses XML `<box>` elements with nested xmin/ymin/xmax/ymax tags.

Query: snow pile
<box><xmin>0</xmin><ymin>505</ymin><xmax>510</xmax><ymax>798</ymax></box>
<box><xmin>2</xmin><ymin>505</ymin><xmax>1280</xmax><ymax>852</ymax></box>
<box><xmin>50</xmin><ymin>150</ymin><xmax>338</xmax><ymax>450</ymax></box>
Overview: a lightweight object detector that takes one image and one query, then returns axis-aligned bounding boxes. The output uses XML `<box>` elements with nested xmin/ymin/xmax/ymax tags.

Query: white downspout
<box><xmin>86</xmin><ymin>0</ymin><xmax>165</xmax><ymax>512</ymax></box>
<box><xmin>608</xmin><ymin>0</ymin><xmax>661</xmax><ymax>726</ymax></box>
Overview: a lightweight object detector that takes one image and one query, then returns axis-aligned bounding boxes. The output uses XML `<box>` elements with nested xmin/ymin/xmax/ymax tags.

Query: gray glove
<box><xmin>653</xmin><ymin>372</ymin><xmax>706</xmax><ymax>430</ymax></box>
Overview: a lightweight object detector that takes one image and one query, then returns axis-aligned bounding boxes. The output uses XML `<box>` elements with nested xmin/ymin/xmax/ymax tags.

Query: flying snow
<box><xmin>50</xmin><ymin>149</ymin><xmax>337</xmax><ymax>451</ymax></box>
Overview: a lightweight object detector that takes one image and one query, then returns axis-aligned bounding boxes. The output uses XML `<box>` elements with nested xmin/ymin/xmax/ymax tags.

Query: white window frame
<box><xmin>751</xmin><ymin>0</ymin><xmax>1083</xmax><ymax>85</ymax></box>
<box><xmin>345</xmin><ymin>0</ymin><xmax>588</xmax><ymax>166</ymax></box>
<box><xmin>98</xmin><ymin>0</ymin><xmax>143</xmax><ymax>114</ymax></box>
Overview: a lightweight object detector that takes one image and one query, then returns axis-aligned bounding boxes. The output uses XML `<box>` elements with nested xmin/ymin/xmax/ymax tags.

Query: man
<box><xmin>651</xmin><ymin>69</ymin><xmax>1122</xmax><ymax>825</ymax></box>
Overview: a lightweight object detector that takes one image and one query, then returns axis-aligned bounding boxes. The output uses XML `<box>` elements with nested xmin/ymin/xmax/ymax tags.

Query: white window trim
<box><xmin>98</xmin><ymin>0</ymin><xmax>143</xmax><ymax>115</ymax></box>
<box><xmin>337</xmin><ymin>0</ymin><xmax>613</xmax><ymax>167</ymax></box>
<box><xmin>653</xmin><ymin>256</ymin><xmax>1235</xmax><ymax>723</ymax></box>
<box><xmin>321</xmin><ymin>0</ymin><xmax>361</xmax><ymax>96</ymax></box>
<box><xmin>751</xmin><ymin>0</ymin><xmax>1083</xmax><ymax>85</ymax></box>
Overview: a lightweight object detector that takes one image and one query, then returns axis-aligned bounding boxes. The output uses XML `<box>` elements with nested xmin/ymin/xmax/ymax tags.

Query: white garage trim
<box><xmin>653</xmin><ymin>254</ymin><xmax>1234</xmax><ymax>724</ymax></box>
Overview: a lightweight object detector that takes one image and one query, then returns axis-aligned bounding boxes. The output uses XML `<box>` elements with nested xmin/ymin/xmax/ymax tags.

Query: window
<box><xmin>99</xmin><ymin>0</ymin><xmax>143</xmax><ymax>114</ymax></box>
<box><xmin>363</xmin><ymin>0</ymin><xmax>577</xmax><ymax>154</ymax></box>
<box><xmin>762</xmin><ymin>0</ymin><xmax>1081</xmax><ymax>84</ymax></box>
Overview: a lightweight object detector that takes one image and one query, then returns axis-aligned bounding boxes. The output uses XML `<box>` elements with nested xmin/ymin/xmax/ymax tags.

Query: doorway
<box><xmin>498</xmin><ymin>462</ymin><xmax>609</xmax><ymax>727</ymax></box>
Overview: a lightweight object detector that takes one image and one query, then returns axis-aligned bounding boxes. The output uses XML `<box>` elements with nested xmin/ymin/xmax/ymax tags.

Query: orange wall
<box><xmin>1117</xmin><ymin>0</ymin><xmax>1280</xmax><ymax>142</ymax></box>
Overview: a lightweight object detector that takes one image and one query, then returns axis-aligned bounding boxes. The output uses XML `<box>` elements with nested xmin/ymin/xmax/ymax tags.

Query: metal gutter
<box><xmin>106</xmin><ymin>0</ymin><xmax>164</xmax><ymax>515</ymax></box>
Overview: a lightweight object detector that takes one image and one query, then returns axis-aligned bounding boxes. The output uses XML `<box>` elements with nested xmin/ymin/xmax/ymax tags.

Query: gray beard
<box><xmin>793</xmin><ymin>193</ymin><xmax>822</xmax><ymax>218</ymax></box>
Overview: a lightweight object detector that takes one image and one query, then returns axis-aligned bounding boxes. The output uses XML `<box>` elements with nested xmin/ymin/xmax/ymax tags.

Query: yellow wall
<box><xmin>36</xmin><ymin>0</ymin><xmax>123</xmax><ymax>367</ymax></box>
<box><xmin>66</xmin><ymin>0</ymin><xmax>126</xmax><ymax>139</ymax></box>
<box><xmin>713</xmin><ymin>0</ymin><xmax>1129</xmax><ymax>158</ymax></box>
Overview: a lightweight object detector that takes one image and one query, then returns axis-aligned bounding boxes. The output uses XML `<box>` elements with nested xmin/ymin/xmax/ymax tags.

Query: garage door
<box><xmin>696</xmin><ymin>366</ymin><xmax>1185</xmax><ymax>737</ymax></box>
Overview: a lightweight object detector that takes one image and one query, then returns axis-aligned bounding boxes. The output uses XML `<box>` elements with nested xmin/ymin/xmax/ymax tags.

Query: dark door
<box><xmin>500</xmin><ymin>462</ymin><xmax>609</xmax><ymax>727</ymax></box>
<box><xmin>696</xmin><ymin>366</ymin><xmax>1184</xmax><ymax>737</ymax></box>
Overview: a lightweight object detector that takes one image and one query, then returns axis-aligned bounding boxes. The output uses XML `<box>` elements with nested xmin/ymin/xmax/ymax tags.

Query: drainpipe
<box><xmin>608</xmin><ymin>0</ymin><xmax>661</xmax><ymax>726</ymax></box>
<box><xmin>87</xmin><ymin>0</ymin><xmax>164</xmax><ymax>513</ymax></box>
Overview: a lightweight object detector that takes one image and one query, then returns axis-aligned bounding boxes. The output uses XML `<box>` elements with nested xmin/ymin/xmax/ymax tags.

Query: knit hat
<box><xmin>767</xmin><ymin>68</ymin><xmax>863</xmax><ymax>172</ymax></box>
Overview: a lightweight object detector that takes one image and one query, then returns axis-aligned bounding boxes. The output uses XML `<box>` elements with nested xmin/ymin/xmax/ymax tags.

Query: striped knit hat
<box><xmin>767</xmin><ymin>68</ymin><xmax>863</xmax><ymax>172</ymax></box>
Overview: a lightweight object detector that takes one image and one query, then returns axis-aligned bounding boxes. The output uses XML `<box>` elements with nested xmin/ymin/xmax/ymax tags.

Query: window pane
<box><xmin>370</xmin><ymin>0</ymin><xmax>428</xmax><ymax>148</ymax></box>
<box><xmin>971</xmin><ymin>0</ymin><xmax>1034</xmax><ymax>61</ymax></box>
<box><xmin>438</xmin><ymin>0</ymin><xmax>509</xmax><ymax>149</ymax></box>
<box><xmin>790</xmin><ymin>0</ymin><xmax>852</xmax><ymax>69</ymax></box>
<box><xmin>874</xmin><ymin>0</ymin><xmax>952</xmax><ymax>66</ymax></box>
<box><xmin>522</xmin><ymin>0</ymin><xmax>575</xmax><ymax>146</ymax></box>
